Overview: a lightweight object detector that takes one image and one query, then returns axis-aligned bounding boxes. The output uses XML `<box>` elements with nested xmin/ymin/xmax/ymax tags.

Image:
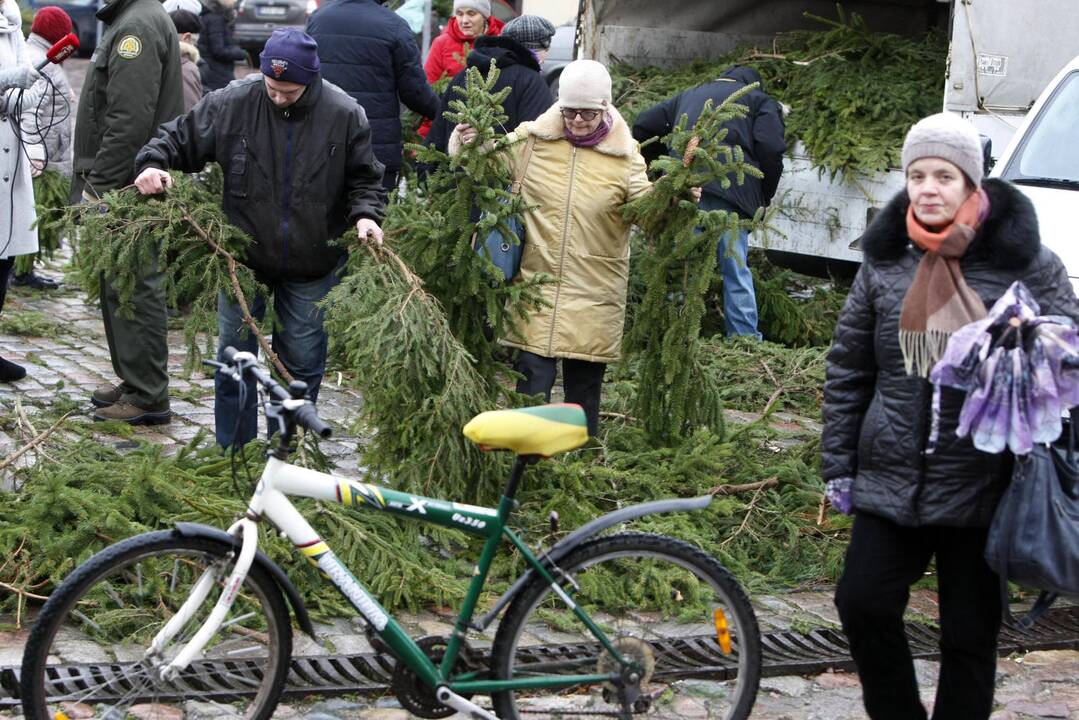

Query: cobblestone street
<box><xmin>2</xmin><ymin>254</ymin><xmax>1079</xmax><ymax>719</ymax></box>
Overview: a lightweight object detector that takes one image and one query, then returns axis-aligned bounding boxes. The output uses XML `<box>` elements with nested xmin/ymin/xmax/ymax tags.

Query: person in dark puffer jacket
<box><xmin>632</xmin><ymin>66</ymin><xmax>786</xmax><ymax>339</ymax></box>
<box><xmin>308</xmin><ymin>0</ymin><xmax>439</xmax><ymax>191</ymax></box>
<box><xmin>197</xmin><ymin>0</ymin><xmax>245</xmax><ymax>92</ymax></box>
<box><xmin>425</xmin><ymin>15</ymin><xmax>555</xmax><ymax>155</ymax></box>
<box><xmin>822</xmin><ymin>113</ymin><xmax>1079</xmax><ymax>720</ymax></box>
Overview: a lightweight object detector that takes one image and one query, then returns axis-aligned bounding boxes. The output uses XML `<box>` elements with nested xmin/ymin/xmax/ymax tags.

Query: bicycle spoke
<box><xmin>23</xmin><ymin>534</ymin><xmax>291</xmax><ymax>720</ymax></box>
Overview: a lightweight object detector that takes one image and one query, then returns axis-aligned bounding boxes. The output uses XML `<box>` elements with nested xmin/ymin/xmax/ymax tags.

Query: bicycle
<box><xmin>20</xmin><ymin>348</ymin><xmax>761</xmax><ymax>720</ymax></box>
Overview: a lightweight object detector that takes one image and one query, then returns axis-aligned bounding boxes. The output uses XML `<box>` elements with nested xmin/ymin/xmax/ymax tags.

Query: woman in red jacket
<box><xmin>419</xmin><ymin>0</ymin><xmax>503</xmax><ymax>137</ymax></box>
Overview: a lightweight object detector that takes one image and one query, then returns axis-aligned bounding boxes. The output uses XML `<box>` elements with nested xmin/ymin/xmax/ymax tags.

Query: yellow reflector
<box><xmin>55</xmin><ymin>713</ymin><xmax>70</xmax><ymax>720</ymax></box>
<box><xmin>714</xmin><ymin>608</ymin><xmax>732</xmax><ymax>654</ymax></box>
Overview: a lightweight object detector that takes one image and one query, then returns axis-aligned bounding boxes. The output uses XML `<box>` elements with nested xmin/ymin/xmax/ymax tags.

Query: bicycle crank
<box><xmin>596</xmin><ymin>637</ymin><xmax>657</xmax><ymax>714</ymax></box>
<box><xmin>391</xmin><ymin>635</ymin><xmax>482</xmax><ymax>718</ymax></box>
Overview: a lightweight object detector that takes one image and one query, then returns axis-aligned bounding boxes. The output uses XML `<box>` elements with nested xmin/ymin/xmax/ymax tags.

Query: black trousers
<box><xmin>515</xmin><ymin>350</ymin><xmax>605</xmax><ymax>436</ymax></box>
<box><xmin>835</xmin><ymin>511</ymin><xmax>1002</xmax><ymax>720</ymax></box>
<box><xmin>0</xmin><ymin>256</ymin><xmax>12</xmax><ymax>313</ymax></box>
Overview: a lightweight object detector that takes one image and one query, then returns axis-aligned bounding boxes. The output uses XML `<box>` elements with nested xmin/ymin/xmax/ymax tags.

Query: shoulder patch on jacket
<box><xmin>116</xmin><ymin>35</ymin><xmax>143</xmax><ymax>60</ymax></box>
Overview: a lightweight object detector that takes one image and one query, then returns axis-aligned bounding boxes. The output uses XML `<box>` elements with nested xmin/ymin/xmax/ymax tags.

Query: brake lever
<box><xmin>202</xmin><ymin>358</ymin><xmax>241</xmax><ymax>382</ymax></box>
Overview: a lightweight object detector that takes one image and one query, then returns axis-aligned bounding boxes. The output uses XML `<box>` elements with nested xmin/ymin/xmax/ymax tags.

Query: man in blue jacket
<box><xmin>633</xmin><ymin>66</ymin><xmax>786</xmax><ymax>339</ymax></box>
<box><xmin>307</xmin><ymin>0</ymin><xmax>439</xmax><ymax>191</ymax></box>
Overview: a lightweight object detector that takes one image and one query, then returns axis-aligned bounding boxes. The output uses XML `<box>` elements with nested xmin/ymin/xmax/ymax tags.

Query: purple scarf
<box><xmin>564</xmin><ymin>111</ymin><xmax>612</xmax><ymax>148</ymax></box>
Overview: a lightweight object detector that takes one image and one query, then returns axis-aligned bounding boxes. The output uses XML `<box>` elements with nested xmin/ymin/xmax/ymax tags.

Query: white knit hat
<box><xmin>557</xmin><ymin>60</ymin><xmax>612</xmax><ymax>111</ymax></box>
<box><xmin>901</xmin><ymin>113</ymin><xmax>984</xmax><ymax>186</ymax></box>
<box><xmin>453</xmin><ymin>0</ymin><xmax>491</xmax><ymax>17</ymax></box>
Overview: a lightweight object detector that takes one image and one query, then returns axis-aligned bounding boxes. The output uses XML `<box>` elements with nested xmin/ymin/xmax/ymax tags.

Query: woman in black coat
<box><xmin>822</xmin><ymin>113</ymin><xmax>1079</xmax><ymax>719</ymax></box>
<box><xmin>198</xmin><ymin>0</ymin><xmax>246</xmax><ymax>92</ymax></box>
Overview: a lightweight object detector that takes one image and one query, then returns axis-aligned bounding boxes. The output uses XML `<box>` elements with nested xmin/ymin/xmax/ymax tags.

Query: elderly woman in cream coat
<box><xmin>0</xmin><ymin>0</ymin><xmax>43</xmax><ymax>382</ymax></box>
<box><xmin>452</xmin><ymin>59</ymin><xmax>652</xmax><ymax>436</ymax></box>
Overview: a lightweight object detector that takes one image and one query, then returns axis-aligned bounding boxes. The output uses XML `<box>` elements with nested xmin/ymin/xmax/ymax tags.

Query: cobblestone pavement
<box><xmin>2</xmin><ymin>60</ymin><xmax>1078</xmax><ymax>720</ymax></box>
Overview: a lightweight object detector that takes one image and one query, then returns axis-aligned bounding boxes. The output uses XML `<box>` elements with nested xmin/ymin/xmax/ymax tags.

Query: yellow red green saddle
<box><xmin>463</xmin><ymin>404</ymin><xmax>588</xmax><ymax>457</ymax></box>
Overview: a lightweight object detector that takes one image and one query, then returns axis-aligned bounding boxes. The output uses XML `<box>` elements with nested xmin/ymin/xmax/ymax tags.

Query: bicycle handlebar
<box><xmin>217</xmin><ymin>346</ymin><xmax>333</xmax><ymax>439</ymax></box>
<box><xmin>294</xmin><ymin>403</ymin><xmax>333</xmax><ymax>439</ymax></box>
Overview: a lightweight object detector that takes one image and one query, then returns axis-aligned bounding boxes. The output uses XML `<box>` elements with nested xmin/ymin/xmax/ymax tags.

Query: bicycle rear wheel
<box><xmin>20</xmin><ymin>530</ymin><xmax>292</xmax><ymax>720</ymax></box>
<box><xmin>490</xmin><ymin>532</ymin><xmax>760</xmax><ymax>719</ymax></box>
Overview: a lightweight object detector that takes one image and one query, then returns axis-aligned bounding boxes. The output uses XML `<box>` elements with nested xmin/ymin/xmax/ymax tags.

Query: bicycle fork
<box><xmin>146</xmin><ymin>518</ymin><xmax>259</xmax><ymax>680</ymax></box>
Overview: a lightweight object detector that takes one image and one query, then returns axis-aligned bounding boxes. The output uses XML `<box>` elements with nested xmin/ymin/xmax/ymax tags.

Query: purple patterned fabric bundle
<box><xmin>929</xmin><ymin>281</ymin><xmax>1079</xmax><ymax>454</ymax></box>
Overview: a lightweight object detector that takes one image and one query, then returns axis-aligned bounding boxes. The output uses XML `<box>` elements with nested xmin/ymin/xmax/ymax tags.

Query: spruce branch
<box><xmin>187</xmin><ymin>211</ymin><xmax>292</xmax><ymax>382</ymax></box>
<box><xmin>624</xmin><ymin>87</ymin><xmax>763</xmax><ymax>444</ymax></box>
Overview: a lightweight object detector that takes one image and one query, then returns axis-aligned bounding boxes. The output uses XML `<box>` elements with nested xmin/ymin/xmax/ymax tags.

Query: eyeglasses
<box><xmin>561</xmin><ymin>108</ymin><xmax>601</xmax><ymax>122</ymax></box>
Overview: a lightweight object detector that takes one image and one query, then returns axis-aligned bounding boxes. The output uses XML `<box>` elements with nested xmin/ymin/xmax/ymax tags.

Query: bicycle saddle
<box><xmin>463</xmin><ymin>403</ymin><xmax>588</xmax><ymax>457</ymax></box>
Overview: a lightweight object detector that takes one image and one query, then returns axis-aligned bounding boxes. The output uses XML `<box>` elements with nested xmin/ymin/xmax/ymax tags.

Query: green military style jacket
<box><xmin>74</xmin><ymin>0</ymin><xmax>184</xmax><ymax>196</ymax></box>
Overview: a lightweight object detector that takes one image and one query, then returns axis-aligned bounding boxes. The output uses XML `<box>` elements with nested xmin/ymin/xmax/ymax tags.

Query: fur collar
<box><xmin>860</xmin><ymin>178</ymin><xmax>1041</xmax><ymax>269</ymax></box>
<box><xmin>179</xmin><ymin>40</ymin><xmax>200</xmax><ymax>63</ymax></box>
<box><xmin>521</xmin><ymin>104</ymin><xmax>639</xmax><ymax>159</ymax></box>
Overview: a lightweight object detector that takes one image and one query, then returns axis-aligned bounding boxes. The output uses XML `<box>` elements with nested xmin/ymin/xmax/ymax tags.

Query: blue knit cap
<box><xmin>260</xmin><ymin>28</ymin><xmax>320</xmax><ymax>85</ymax></box>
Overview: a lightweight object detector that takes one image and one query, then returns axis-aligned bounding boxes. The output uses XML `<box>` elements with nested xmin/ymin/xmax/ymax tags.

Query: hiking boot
<box><xmin>93</xmin><ymin>400</ymin><xmax>172</xmax><ymax>425</ymax></box>
<box><xmin>0</xmin><ymin>356</ymin><xmax>26</xmax><ymax>383</ymax></box>
<box><xmin>91</xmin><ymin>384</ymin><xmax>123</xmax><ymax>408</ymax></box>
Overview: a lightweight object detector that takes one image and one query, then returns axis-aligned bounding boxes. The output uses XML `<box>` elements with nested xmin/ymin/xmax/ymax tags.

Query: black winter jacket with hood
<box><xmin>425</xmin><ymin>35</ymin><xmax>553</xmax><ymax>154</ymax></box>
<box><xmin>307</xmin><ymin>0</ymin><xmax>439</xmax><ymax>176</ymax></box>
<box><xmin>821</xmin><ymin>179</ymin><xmax>1079</xmax><ymax>528</ymax></box>
<box><xmin>197</xmin><ymin>0</ymin><xmax>245</xmax><ymax>92</ymax></box>
<box><xmin>631</xmin><ymin>66</ymin><xmax>786</xmax><ymax>218</ymax></box>
<box><xmin>134</xmin><ymin>74</ymin><xmax>385</xmax><ymax>282</ymax></box>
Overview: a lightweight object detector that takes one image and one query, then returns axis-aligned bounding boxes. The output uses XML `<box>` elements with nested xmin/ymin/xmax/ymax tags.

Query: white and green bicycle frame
<box><xmin>152</xmin><ymin>454</ymin><xmax>635</xmax><ymax>714</ymax></box>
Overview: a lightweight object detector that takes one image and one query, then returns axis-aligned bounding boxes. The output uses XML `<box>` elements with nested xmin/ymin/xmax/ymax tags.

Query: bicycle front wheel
<box><xmin>20</xmin><ymin>530</ymin><xmax>293</xmax><ymax>720</ymax></box>
<box><xmin>490</xmin><ymin>532</ymin><xmax>761</xmax><ymax>720</ymax></box>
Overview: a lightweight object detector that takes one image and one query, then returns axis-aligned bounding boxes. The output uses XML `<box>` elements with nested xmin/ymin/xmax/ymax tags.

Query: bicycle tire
<box><xmin>20</xmin><ymin>529</ymin><xmax>293</xmax><ymax>720</ymax></box>
<box><xmin>490</xmin><ymin>532</ymin><xmax>761</xmax><ymax>719</ymax></box>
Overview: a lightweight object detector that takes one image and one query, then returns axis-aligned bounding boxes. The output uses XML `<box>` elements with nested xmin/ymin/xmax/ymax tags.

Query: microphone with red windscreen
<box><xmin>35</xmin><ymin>34</ymin><xmax>80</xmax><ymax>71</ymax></box>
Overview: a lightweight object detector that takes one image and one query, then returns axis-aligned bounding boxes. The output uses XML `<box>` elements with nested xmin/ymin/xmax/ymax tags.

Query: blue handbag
<box><xmin>474</xmin><ymin>135</ymin><xmax>536</xmax><ymax>282</ymax></box>
<box><xmin>481</xmin><ymin>215</ymin><xmax>525</xmax><ymax>282</ymax></box>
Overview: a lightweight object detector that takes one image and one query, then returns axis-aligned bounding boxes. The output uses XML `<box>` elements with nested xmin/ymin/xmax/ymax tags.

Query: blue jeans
<box><xmin>701</xmin><ymin>195</ymin><xmax>761</xmax><ymax>339</ymax></box>
<box><xmin>214</xmin><ymin>265</ymin><xmax>342</xmax><ymax>448</ymax></box>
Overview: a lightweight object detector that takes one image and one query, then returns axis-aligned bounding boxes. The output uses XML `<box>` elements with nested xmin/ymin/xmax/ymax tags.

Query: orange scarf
<box><xmin>898</xmin><ymin>189</ymin><xmax>989</xmax><ymax>377</ymax></box>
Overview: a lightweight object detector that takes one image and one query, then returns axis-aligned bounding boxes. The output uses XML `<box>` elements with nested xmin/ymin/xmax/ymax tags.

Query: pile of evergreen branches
<box><xmin>611</xmin><ymin>4</ymin><xmax>946</xmax><ymax>178</ymax></box>
<box><xmin>0</xmin><ymin>396</ymin><xmax>844</xmax><ymax>620</ymax></box>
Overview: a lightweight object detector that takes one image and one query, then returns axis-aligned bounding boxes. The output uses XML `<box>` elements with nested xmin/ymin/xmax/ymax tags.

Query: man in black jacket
<box><xmin>633</xmin><ymin>66</ymin><xmax>786</xmax><ymax>339</ymax></box>
<box><xmin>425</xmin><ymin>14</ymin><xmax>555</xmax><ymax>154</ymax></box>
<box><xmin>307</xmin><ymin>0</ymin><xmax>438</xmax><ymax>192</ymax></box>
<box><xmin>72</xmin><ymin>0</ymin><xmax>185</xmax><ymax>424</ymax></box>
<box><xmin>133</xmin><ymin>28</ymin><xmax>385</xmax><ymax>448</ymax></box>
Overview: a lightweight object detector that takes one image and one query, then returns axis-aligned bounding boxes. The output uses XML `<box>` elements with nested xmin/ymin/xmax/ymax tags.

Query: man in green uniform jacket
<box><xmin>72</xmin><ymin>0</ymin><xmax>184</xmax><ymax>424</ymax></box>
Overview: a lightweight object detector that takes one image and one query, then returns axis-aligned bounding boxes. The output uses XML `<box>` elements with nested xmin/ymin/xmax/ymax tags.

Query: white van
<box><xmin>990</xmin><ymin>54</ymin><xmax>1079</xmax><ymax>292</ymax></box>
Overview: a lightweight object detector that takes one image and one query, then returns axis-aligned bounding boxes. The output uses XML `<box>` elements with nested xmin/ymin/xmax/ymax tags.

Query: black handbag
<box><xmin>984</xmin><ymin>412</ymin><xmax>1079</xmax><ymax>629</ymax></box>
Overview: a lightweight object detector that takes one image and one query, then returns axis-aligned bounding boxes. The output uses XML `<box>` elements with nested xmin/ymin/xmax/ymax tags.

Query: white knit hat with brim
<box><xmin>901</xmin><ymin>112</ymin><xmax>984</xmax><ymax>186</ymax></box>
<box><xmin>557</xmin><ymin>60</ymin><xmax>612</xmax><ymax>111</ymax></box>
<box><xmin>453</xmin><ymin>0</ymin><xmax>491</xmax><ymax>17</ymax></box>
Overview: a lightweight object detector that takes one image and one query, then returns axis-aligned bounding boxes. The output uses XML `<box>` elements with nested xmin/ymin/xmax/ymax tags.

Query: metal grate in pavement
<box><xmin>2</xmin><ymin>605</ymin><xmax>1078</xmax><ymax>706</ymax></box>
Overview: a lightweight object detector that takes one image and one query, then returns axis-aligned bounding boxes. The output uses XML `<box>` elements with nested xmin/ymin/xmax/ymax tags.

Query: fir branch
<box><xmin>186</xmin><ymin>211</ymin><xmax>291</xmax><ymax>382</ymax></box>
<box><xmin>57</xmin><ymin>170</ymin><xmax>270</xmax><ymax>374</ymax></box>
<box><xmin>624</xmin><ymin>88</ymin><xmax>762</xmax><ymax>444</ymax></box>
